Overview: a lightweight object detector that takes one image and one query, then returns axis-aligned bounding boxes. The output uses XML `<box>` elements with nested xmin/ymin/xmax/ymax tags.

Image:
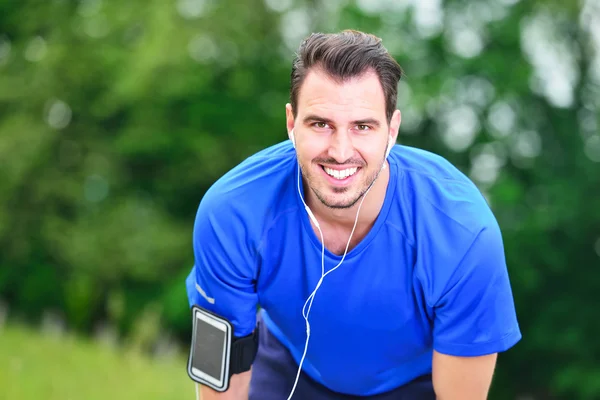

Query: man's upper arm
<box><xmin>186</xmin><ymin>194</ymin><xmax>259</xmax><ymax>338</ymax></box>
<box><xmin>432</xmin><ymin>221</ymin><xmax>521</xmax><ymax>356</ymax></box>
<box><xmin>430</xmin><ymin>221</ymin><xmax>521</xmax><ymax>398</ymax></box>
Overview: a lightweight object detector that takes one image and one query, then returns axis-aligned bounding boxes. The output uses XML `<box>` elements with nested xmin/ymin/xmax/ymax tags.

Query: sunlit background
<box><xmin>1</xmin><ymin>0</ymin><xmax>599</xmax><ymax>399</ymax></box>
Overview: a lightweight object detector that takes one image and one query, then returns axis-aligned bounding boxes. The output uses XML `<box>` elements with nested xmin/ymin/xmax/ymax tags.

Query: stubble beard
<box><xmin>300</xmin><ymin>158</ymin><xmax>386</xmax><ymax>210</ymax></box>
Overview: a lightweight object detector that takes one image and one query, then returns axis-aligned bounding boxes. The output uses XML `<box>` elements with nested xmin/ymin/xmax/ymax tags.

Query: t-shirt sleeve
<box><xmin>432</xmin><ymin>222</ymin><xmax>522</xmax><ymax>356</ymax></box>
<box><xmin>185</xmin><ymin>197</ymin><xmax>259</xmax><ymax>338</ymax></box>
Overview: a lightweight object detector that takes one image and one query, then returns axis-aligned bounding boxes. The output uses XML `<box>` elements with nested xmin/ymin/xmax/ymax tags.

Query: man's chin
<box><xmin>325</xmin><ymin>202</ymin><xmax>357</xmax><ymax>210</ymax></box>
<box><xmin>315</xmin><ymin>191</ymin><xmax>362</xmax><ymax>209</ymax></box>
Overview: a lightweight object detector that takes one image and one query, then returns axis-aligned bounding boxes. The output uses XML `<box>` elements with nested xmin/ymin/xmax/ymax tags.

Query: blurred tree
<box><xmin>0</xmin><ymin>0</ymin><xmax>599</xmax><ymax>399</ymax></box>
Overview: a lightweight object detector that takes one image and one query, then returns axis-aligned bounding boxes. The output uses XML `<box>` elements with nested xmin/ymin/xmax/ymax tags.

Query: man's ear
<box><xmin>286</xmin><ymin>103</ymin><xmax>295</xmax><ymax>142</ymax></box>
<box><xmin>389</xmin><ymin>109</ymin><xmax>401</xmax><ymax>143</ymax></box>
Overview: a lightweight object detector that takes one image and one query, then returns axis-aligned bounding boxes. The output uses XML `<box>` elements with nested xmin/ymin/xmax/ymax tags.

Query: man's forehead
<box><xmin>296</xmin><ymin>68</ymin><xmax>386</xmax><ymax>117</ymax></box>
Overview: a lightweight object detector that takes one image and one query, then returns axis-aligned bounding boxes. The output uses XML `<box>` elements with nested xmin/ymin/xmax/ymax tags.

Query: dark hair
<box><xmin>290</xmin><ymin>30</ymin><xmax>403</xmax><ymax>123</ymax></box>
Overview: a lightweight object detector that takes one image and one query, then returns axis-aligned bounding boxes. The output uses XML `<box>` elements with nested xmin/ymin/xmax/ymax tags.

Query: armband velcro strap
<box><xmin>229</xmin><ymin>329</ymin><xmax>259</xmax><ymax>375</ymax></box>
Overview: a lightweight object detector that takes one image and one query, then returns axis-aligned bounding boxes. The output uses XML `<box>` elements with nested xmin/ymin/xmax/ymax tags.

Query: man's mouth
<box><xmin>321</xmin><ymin>166</ymin><xmax>359</xmax><ymax>180</ymax></box>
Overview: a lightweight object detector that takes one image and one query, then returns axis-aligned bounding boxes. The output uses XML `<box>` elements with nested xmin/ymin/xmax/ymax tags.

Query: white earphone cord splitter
<box><xmin>286</xmin><ymin>136</ymin><xmax>391</xmax><ymax>400</ymax></box>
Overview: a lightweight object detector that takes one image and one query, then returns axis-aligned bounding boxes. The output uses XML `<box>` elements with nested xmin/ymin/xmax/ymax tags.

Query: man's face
<box><xmin>286</xmin><ymin>68</ymin><xmax>400</xmax><ymax>209</ymax></box>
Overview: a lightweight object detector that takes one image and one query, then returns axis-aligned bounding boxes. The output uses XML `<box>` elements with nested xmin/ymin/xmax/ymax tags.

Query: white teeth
<box><xmin>323</xmin><ymin>167</ymin><xmax>358</xmax><ymax>180</ymax></box>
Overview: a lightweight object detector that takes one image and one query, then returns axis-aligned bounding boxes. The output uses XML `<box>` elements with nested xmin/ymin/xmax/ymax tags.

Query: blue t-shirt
<box><xmin>185</xmin><ymin>140</ymin><xmax>521</xmax><ymax>396</ymax></box>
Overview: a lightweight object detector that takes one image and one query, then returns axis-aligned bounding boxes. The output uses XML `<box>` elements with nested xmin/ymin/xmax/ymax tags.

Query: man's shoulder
<box><xmin>196</xmin><ymin>140</ymin><xmax>298</xmax><ymax>229</ymax></box>
<box><xmin>390</xmin><ymin>144</ymin><xmax>474</xmax><ymax>188</ymax></box>
<box><xmin>390</xmin><ymin>144</ymin><xmax>495</xmax><ymax>235</ymax></box>
<box><xmin>390</xmin><ymin>146</ymin><xmax>504</xmax><ymax>293</ymax></box>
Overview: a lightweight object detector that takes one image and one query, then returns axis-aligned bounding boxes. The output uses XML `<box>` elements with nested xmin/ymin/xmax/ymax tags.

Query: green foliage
<box><xmin>1</xmin><ymin>0</ymin><xmax>599</xmax><ymax>398</ymax></box>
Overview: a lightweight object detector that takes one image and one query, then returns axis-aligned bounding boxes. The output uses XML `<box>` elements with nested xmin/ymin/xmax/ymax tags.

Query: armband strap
<box><xmin>230</xmin><ymin>329</ymin><xmax>259</xmax><ymax>375</ymax></box>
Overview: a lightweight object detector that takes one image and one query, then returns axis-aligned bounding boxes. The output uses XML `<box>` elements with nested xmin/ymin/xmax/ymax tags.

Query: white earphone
<box><xmin>286</xmin><ymin>127</ymin><xmax>393</xmax><ymax>400</ymax></box>
<box><xmin>385</xmin><ymin>134</ymin><xmax>394</xmax><ymax>159</ymax></box>
<box><xmin>290</xmin><ymin>128</ymin><xmax>296</xmax><ymax>149</ymax></box>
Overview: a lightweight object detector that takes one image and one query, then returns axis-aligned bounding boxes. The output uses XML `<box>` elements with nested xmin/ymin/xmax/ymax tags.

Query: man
<box><xmin>186</xmin><ymin>30</ymin><xmax>521</xmax><ymax>399</ymax></box>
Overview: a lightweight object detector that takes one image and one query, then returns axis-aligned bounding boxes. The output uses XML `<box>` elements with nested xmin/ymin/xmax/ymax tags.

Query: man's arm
<box><xmin>425</xmin><ymin>220</ymin><xmax>520</xmax><ymax>399</ymax></box>
<box><xmin>432</xmin><ymin>351</ymin><xmax>497</xmax><ymax>400</ymax></box>
<box><xmin>197</xmin><ymin>370</ymin><xmax>252</xmax><ymax>400</ymax></box>
<box><xmin>187</xmin><ymin>187</ymin><xmax>260</xmax><ymax>399</ymax></box>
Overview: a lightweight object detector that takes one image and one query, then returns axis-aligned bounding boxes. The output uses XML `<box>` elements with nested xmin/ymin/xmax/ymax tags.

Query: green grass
<box><xmin>0</xmin><ymin>324</ymin><xmax>196</xmax><ymax>400</ymax></box>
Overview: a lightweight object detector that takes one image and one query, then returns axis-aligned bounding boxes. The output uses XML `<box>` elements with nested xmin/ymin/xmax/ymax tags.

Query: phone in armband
<box><xmin>187</xmin><ymin>305</ymin><xmax>258</xmax><ymax>392</ymax></box>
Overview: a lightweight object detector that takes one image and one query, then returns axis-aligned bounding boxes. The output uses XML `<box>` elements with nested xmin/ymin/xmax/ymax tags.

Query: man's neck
<box><xmin>305</xmin><ymin>163</ymin><xmax>390</xmax><ymax>229</ymax></box>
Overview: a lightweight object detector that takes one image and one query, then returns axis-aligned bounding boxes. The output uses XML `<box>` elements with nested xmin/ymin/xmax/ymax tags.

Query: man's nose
<box><xmin>327</xmin><ymin>132</ymin><xmax>354</xmax><ymax>162</ymax></box>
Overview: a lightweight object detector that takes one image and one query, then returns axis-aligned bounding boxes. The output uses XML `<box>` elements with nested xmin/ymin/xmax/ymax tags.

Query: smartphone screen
<box><xmin>191</xmin><ymin>312</ymin><xmax>228</xmax><ymax>383</ymax></box>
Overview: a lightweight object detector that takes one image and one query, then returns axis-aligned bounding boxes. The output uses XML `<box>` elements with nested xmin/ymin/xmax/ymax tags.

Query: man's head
<box><xmin>286</xmin><ymin>30</ymin><xmax>403</xmax><ymax>210</ymax></box>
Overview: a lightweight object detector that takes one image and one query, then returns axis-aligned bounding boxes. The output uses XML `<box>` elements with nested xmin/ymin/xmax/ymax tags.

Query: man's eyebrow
<box><xmin>302</xmin><ymin>114</ymin><xmax>334</xmax><ymax>125</ymax></box>
<box><xmin>302</xmin><ymin>115</ymin><xmax>382</xmax><ymax>128</ymax></box>
<box><xmin>352</xmin><ymin>118</ymin><xmax>381</xmax><ymax>128</ymax></box>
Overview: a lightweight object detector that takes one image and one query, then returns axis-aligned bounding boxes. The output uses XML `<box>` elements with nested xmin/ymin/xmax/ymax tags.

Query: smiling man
<box><xmin>186</xmin><ymin>30</ymin><xmax>521</xmax><ymax>400</ymax></box>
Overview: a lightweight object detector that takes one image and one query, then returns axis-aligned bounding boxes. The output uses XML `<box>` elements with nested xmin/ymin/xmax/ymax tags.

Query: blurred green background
<box><xmin>1</xmin><ymin>0</ymin><xmax>599</xmax><ymax>399</ymax></box>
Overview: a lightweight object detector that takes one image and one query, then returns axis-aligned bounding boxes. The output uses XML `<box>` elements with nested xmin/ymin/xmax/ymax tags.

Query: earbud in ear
<box><xmin>290</xmin><ymin>129</ymin><xmax>296</xmax><ymax>149</ymax></box>
<box><xmin>385</xmin><ymin>136</ymin><xmax>395</xmax><ymax>159</ymax></box>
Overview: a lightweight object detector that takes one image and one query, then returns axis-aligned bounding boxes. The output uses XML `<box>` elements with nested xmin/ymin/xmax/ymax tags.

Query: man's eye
<box><xmin>314</xmin><ymin>122</ymin><xmax>329</xmax><ymax>129</ymax></box>
<box><xmin>357</xmin><ymin>125</ymin><xmax>370</xmax><ymax>131</ymax></box>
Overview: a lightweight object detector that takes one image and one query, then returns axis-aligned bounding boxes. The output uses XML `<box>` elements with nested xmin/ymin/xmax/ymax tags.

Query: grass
<box><xmin>0</xmin><ymin>324</ymin><xmax>197</xmax><ymax>400</ymax></box>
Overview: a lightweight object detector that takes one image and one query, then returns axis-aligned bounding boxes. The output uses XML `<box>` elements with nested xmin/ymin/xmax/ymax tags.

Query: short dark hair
<box><xmin>290</xmin><ymin>30</ymin><xmax>403</xmax><ymax>123</ymax></box>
